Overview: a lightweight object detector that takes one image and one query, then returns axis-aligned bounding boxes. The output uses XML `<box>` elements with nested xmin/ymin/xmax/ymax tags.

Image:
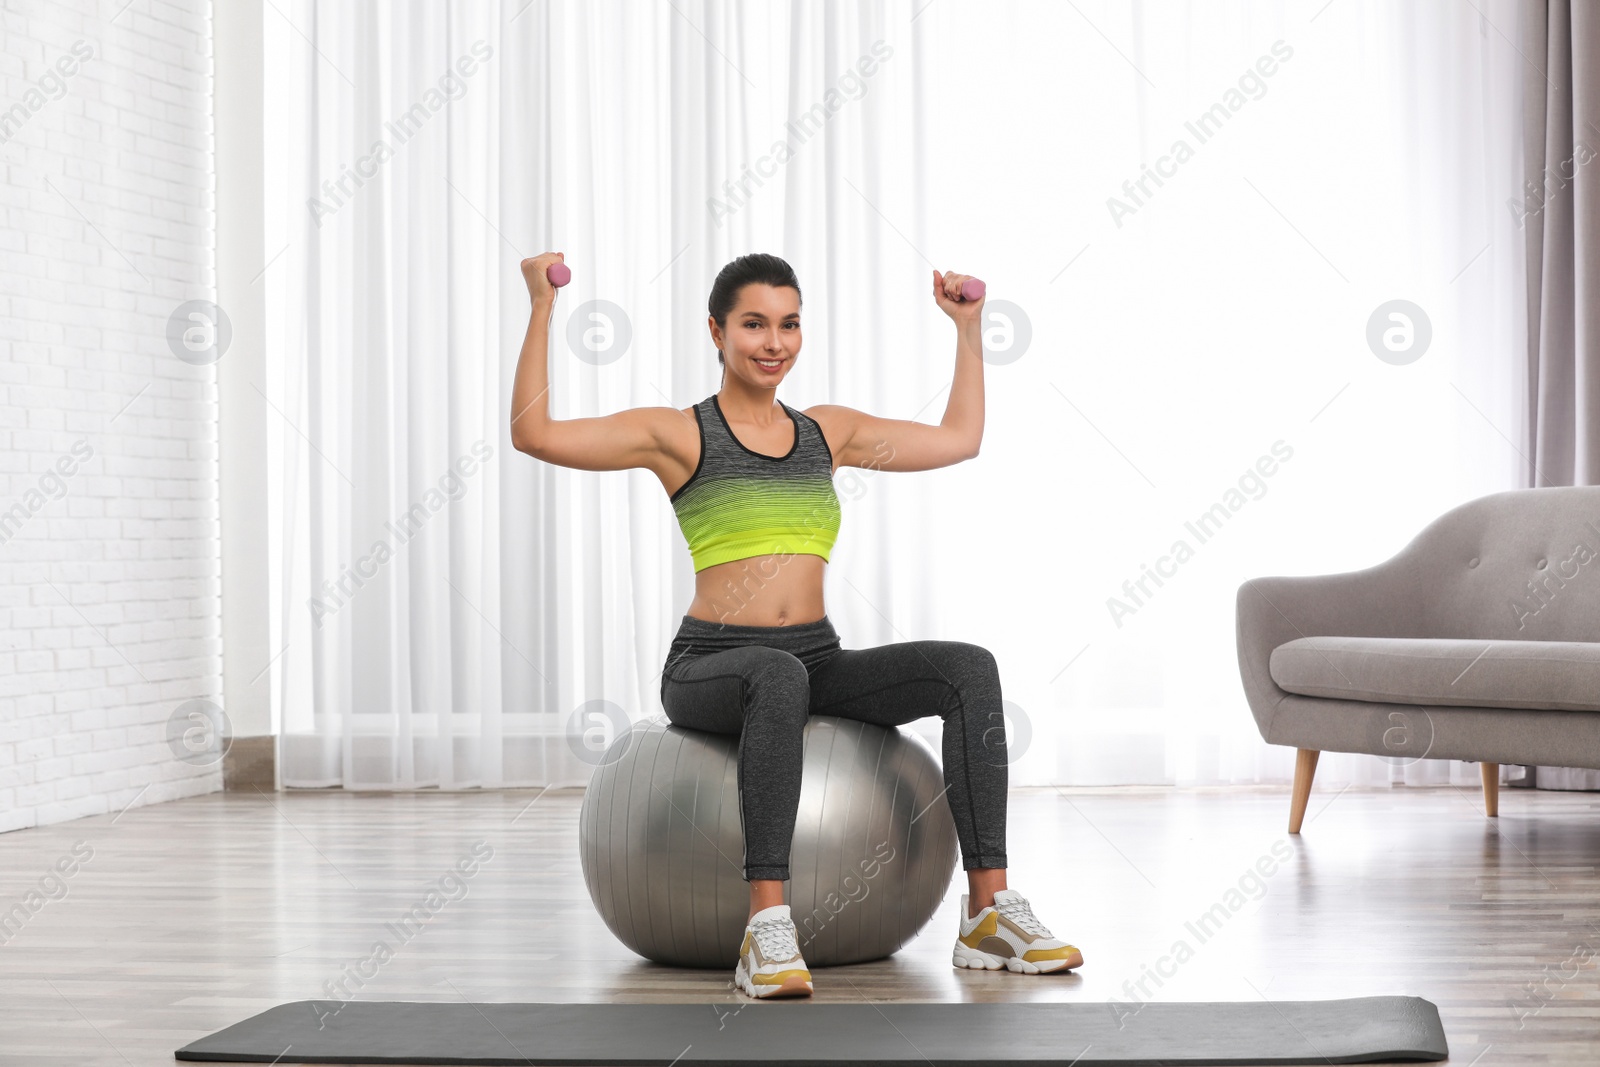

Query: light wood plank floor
<box><xmin>0</xmin><ymin>784</ymin><xmax>1597</xmax><ymax>1066</ymax></box>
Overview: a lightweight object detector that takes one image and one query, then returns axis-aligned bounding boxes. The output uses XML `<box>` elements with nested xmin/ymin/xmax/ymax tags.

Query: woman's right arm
<box><xmin>510</xmin><ymin>253</ymin><xmax>676</xmax><ymax>473</ymax></box>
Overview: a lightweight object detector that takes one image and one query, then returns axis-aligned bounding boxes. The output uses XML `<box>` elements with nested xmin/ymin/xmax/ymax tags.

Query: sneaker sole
<box><xmin>952</xmin><ymin>942</ymin><xmax>1083</xmax><ymax>974</ymax></box>
<box><xmin>735</xmin><ymin>960</ymin><xmax>814</xmax><ymax>999</ymax></box>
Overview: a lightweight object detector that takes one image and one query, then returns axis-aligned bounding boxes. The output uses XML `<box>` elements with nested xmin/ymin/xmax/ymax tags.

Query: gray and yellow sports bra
<box><xmin>669</xmin><ymin>394</ymin><xmax>842</xmax><ymax>572</ymax></box>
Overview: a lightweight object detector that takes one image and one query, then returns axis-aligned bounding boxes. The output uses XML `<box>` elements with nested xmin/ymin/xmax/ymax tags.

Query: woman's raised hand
<box><xmin>932</xmin><ymin>269</ymin><xmax>985</xmax><ymax>326</ymax></box>
<box><xmin>521</xmin><ymin>252</ymin><xmax>566</xmax><ymax>306</ymax></box>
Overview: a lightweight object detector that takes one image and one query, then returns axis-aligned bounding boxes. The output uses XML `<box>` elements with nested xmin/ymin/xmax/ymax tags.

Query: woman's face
<box><xmin>710</xmin><ymin>283</ymin><xmax>800</xmax><ymax>386</ymax></box>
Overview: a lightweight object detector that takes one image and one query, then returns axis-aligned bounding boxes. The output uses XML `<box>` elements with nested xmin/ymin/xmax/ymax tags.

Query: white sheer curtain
<box><xmin>262</xmin><ymin>0</ymin><xmax>1531</xmax><ymax>790</ymax></box>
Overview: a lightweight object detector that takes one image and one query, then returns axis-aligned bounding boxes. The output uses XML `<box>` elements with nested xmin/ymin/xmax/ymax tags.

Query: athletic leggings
<box><xmin>659</xmin><ymin>614</ymin><xmax>1008</xmax><ymax>882</ymax></box>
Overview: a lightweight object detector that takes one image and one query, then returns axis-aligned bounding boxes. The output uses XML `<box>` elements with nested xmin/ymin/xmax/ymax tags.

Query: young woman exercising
<box><xmin>511</xmin><ymin>251</ymin><xmax>1083</xmax><ymax>999</ymax></box>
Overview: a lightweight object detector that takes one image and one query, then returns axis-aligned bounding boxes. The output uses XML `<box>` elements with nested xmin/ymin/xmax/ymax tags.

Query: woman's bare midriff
<box><xmin>663</xmin><ymin>402</ymin><xmax>832</xmax><ymax>627</ymax></box>
<box><xmin>685</xmin><ymin>553</ymin><xmax>828</xmax><ymax>627</ymax></box>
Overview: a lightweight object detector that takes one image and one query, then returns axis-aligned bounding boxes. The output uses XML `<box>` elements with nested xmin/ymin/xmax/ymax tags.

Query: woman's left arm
<box><xmin>932</xmin><ymin>268</ymin><xmax>986</xmax><ymax>459</ymax></box>
<box><xmin>806</xmin><ymin>269</ymin><xmax>985</xmax><ymax>473</ymax></box>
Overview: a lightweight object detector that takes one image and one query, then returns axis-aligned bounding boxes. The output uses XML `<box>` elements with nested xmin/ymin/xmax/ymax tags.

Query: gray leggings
<box><xmin>659</xmin><ymin>614</ymin><xmax>1008</xmax><ymax>881</ymax></box>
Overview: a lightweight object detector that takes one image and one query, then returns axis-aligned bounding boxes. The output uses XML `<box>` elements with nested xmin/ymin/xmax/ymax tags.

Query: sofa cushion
<box><xmin>1269</xmin><ymin>636</ymin><xmax>1600</xmax><ymax>712</ymax></box>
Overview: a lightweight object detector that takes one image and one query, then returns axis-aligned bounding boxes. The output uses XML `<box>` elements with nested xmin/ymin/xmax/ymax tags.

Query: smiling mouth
<box><xmin>753</xmin><ymin>357</ymin><xmax>784</xmax><ymax>370</ymax></box>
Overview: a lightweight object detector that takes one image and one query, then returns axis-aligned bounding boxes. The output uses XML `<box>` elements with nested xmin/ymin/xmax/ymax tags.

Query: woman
<box><xmin>511</xmin><ymin>251</ymin><xmax>1083</xmax><ymax>999</ymax></box>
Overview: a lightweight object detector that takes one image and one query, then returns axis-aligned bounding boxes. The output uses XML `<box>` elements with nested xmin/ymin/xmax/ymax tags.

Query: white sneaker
<box><xmin>952</xmin><ymin>888</ymin><xmax>1083</xmax><ymax>973</ymax></box>
<box><xmin>733</xmin><ymin>904</ymin><xmax>814</xmax><ymax>999</ymax></box>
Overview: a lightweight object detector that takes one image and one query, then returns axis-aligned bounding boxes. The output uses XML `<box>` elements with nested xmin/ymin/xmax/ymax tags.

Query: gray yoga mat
<box><xmin>175</xmin><ymin>996</ymin><xmax>1448</xmax><ymax>1065</ymax></box>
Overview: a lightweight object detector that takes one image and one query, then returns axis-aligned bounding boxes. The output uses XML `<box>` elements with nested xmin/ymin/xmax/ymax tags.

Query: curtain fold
<box><xmin>262</xmin><ymin>0</ymin><xmax>1532</xmax><ymax>792</ymax></box>
<box><xmin>1522</xmin><ymin>0</ymin><xmax>1600</xmax><ymax>791</ymax></box>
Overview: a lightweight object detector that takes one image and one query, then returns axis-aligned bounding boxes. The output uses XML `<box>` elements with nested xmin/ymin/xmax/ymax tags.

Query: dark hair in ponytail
<box><xmin>708</xmin><ymin>253</ymin><xmax>802</xmax><ymax>377</ymax></box>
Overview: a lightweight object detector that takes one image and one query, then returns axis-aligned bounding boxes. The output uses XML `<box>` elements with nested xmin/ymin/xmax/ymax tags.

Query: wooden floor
<box><xmin>0</xmin><ymin>783</ymin><xmax>1597</xmax><ymax>1066</ymax></box>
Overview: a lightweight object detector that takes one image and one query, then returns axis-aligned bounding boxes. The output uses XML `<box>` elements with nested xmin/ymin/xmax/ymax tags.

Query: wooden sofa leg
<box><xmin>1289</xmin><ymin>749</ymin><xmax>1319</xmax><ymax>834</ymax></box>
<box><xmin>1481</xmin><ymin>762</ymin><xmax>1499</xmax><ymax>818</ymax></box>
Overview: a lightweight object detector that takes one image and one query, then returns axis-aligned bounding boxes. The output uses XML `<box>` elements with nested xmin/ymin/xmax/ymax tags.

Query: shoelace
<box><xmin>995</xmin><ymin>896</ymin><xmax>1052</xmax><ymax>938</ymax></box>
<box><xmin>749</xmin><ymin>916</ymin><xmax>800</xmax><ymax>960</ymax></box>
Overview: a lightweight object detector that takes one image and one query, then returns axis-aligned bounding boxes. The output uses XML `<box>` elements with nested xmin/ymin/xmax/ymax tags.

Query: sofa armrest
<box><xmin>1236</xmin><ymin>560</ymin><xmax>1424</xmax><ymax>743</ymax></box>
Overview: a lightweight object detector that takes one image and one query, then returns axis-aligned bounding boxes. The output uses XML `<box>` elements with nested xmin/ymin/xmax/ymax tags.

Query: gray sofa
<box><xmin>1236</xmin><ymin>486</ymin><xmax>1600</xmax><ymax>832</ymax></box>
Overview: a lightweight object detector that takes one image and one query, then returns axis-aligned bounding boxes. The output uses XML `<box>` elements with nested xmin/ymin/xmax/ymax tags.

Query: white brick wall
<box><xmin>0</xmin><ymin>0</ymin><xmax>220</xmax><ymax>834</ymax></box>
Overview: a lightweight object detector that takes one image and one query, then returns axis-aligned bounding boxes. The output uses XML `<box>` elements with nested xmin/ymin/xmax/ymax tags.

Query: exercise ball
<box><xmin>579</xmin><ymin>715</ymin><xmax>958</xmax><ymax>969</ymax></box>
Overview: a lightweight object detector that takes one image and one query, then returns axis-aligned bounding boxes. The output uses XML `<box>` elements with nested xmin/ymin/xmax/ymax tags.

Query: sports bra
<box><xmin>669</xmin><ymin>394</ymin><xmax>842</xmax><ymax>572</ymax></box>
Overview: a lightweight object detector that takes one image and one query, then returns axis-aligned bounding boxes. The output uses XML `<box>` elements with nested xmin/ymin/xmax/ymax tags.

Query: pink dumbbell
<box><xmin>547</xmin><ymin>262</ymin><xmax>571</xmax><ymax>288</ymax></box>
<box><xmin>960</xmin><ymin>278</ymin><xmax>985</xmax><ymax>302</ymax></box>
